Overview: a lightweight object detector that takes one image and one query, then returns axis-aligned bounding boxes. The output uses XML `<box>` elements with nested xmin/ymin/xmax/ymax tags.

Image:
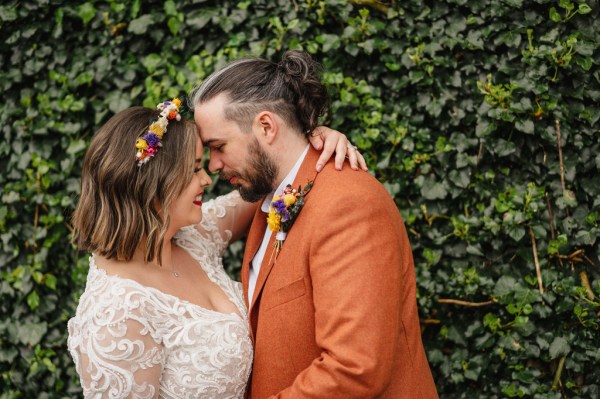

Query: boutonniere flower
<box><xmin>267</xmin><ymin>181</ymin><xmax>313</xmax><ymax>258</ymax></box>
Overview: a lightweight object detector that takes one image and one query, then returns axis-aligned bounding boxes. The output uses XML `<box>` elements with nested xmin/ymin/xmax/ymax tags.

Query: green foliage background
<box><xmin>1</xmin><ymin>0</ymin><xmax>599</xmax><ymax>397</ymax></box>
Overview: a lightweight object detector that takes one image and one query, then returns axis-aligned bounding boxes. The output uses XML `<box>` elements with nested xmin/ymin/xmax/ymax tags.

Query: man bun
<box><xmin>278</xmin><ymin>50</ymin><xmax>329</xmax><ymax>134</ymax></box>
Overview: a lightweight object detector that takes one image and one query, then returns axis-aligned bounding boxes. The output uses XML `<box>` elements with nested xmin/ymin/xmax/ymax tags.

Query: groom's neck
<box><xmin>272</xmin><ymin>132</ymin><xmax>309</xmax><ymax>186</ymax></box>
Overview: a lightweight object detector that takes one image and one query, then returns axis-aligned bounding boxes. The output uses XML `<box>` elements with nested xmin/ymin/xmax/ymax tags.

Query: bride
<box><xmin>67</xmin><ymin>98</ymin><xmax>363</xmax><ymax>398</ymax></box>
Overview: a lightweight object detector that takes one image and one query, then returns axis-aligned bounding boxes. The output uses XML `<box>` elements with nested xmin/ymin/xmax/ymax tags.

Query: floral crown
<box><xmin>135</xmin><ymin>98</ymin><xmax>182</xmax><ymax>165</ymax></box>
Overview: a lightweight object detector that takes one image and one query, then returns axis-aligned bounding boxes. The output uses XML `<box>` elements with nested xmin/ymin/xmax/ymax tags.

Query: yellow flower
<box><xmin>173</xmin><ymin>98</ymin><xmax>181</xmax><ymax>107</ymax></box>
<box><xmin>149</xmin><ymin>122</ymin><xmax>165</xmax><ymax>138</ymax></box>
<box><xmin>135</xmin><ymin>138</ymin><xmax>148</xmax><ymax>150</ymax></box>
<box><xmin>267</xmin><ymin>209</ymin><xmax>281</xmax><ymax>232</ymax></box>
<box><xmin>283</xmin><ymin>194</ymin><xmax>296</xmax><ymax>206</ymax></box>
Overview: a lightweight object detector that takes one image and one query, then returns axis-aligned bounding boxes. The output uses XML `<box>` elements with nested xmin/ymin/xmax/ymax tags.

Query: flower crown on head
<box><xmin>135</xmin><ymin>98</ymin><xmax>182</xmax><ymax>165</ymax></box>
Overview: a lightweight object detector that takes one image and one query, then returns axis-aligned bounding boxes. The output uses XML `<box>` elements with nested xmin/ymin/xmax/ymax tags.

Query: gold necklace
<box><xmin>168</xmin><ymin>244</ymin><xmax>180</xmax><ymax>278</ymax></box>
<box><xmin>159</xmin><ymin>263</ymin><xmax>180</xmax><ymax>277</ymax></box>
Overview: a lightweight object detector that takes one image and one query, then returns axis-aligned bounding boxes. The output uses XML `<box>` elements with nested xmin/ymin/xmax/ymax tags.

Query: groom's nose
<box><xmin>207</xmin><ymin>152</ymin><xmax>223</xmax><ymax>173</ymax></box>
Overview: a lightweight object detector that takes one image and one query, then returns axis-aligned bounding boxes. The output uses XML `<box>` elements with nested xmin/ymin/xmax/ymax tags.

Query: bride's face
<box><xmin>168</xmin><ymin>139</ymin><xmax>212</xmax><ymax>230</ymax></box>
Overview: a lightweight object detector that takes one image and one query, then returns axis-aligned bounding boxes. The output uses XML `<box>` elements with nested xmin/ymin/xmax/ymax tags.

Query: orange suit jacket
<box><xmin>241</xmin><ymin>147</ymin><xmax>438</xmax><ymax>399</ymax></box>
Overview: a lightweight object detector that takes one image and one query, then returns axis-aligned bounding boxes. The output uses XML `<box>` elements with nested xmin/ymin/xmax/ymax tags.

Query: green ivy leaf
<box><xmin>18</xmin><ymin>322</ymin><xmax>47</xmax><ymax>346</ymax></box>
<box><xmin>576</xmin><ymin>56</ymin><xmax>593</xmax><ymax>71</ymax></box>
<box><xmin>494</xmin><ymin>276</ymin><xmax>517</xmax><ymax>297</ymax></box>
<box><xmin>168</xmin><ymin>16</ymin><xmax>182</xmax><ymax>36</ymax></box>
<box><xmin>44</xmin><ymin>274</ymin><xmax>57</xmax><ymax>290</ymax></box>
<box><xmin>66</xmin><ymin>140</ymin><xmax>87</xmax><ymax>155</ymax></box>
<box><xmin>0</xmin><ymin>5</ymin><xmax>17</xmax><ymax>22</ymax></box>
<box><xmin>128</xmin><ymin>15</ymin><xmax>154</xmax><ymax>35</ymax></box>
<box><xmin>421</xmin><ymin>178</ymin><xmax>448</xmax><ymax>200</ymax></box>
<box><xmin>515</xmin><ymin>120</ymin><xmax>534</xmax><ymax>134</ymax></box>
<box><xmin>494</xmin><ymin>139</ymin><xmax>517</xmax><ymax>157</ymax></box>
<box><xmin>549</xmin><ymin>7</ymin><xmax>562</xmax><ymax>22</ymax></box>
<box><xmin>578</xmin><ymin>3</ymin><xmax>592</xmax><ymax>14</ymax></box>
<box><xmin>77</xmin><ymin>3</ymin><xmax>96</xmax><ymax>25</ymax></box>
<box><xmin>55</xmin><ymin>7</ymin><xmax>64</xmax><ymax>28</ymax></box>
<box><xmin>164</xmin><ymin>0</ymin><xmax>177</xmax><ymax>16</ymax></box>
<box><xmin>549</xmin><ymin>336</ymin><xmax>570</xmax><ymax>359</ymax></box>
<box><xmin>131</xmin><ymin>0</ymin><xmax>141</xmax><ymax>18</ymax></box>
<box><xmin>27</xmin><ymin>290</ymin><xmax>39</xmax><ymax>310</ymax></box>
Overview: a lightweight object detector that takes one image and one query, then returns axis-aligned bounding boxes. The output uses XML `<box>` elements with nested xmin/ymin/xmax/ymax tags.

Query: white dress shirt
<box><xmin>248</xmin><ymin>145</ymin><xmax>310</xmax><ymax>305</ymax></box>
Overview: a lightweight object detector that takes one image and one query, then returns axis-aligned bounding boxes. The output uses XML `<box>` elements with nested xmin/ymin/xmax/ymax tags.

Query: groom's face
<box><xmin>194</xmin><ymin>94</ymin><xmax>279</xmax><ymax>203</ymax></box>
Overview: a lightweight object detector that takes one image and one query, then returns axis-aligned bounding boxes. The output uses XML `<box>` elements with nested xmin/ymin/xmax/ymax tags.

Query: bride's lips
<box><xmin>193</xmin><ymin>192</ymin><xmax>203</xmax><ymax>206</ymax></box>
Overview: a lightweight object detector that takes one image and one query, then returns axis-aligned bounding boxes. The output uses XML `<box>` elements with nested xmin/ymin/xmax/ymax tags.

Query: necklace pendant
<box><xmin>172</xmin><ymin>271</ymin><xmax>180</xmax><ymax>278</ymax></box>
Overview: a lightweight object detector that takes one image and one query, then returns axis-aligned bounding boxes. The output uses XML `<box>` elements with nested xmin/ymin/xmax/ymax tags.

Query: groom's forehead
<box><xmin>200</xmin><ymin>123</ymin><xmax>248</xmax><ymax>146</ymax></box>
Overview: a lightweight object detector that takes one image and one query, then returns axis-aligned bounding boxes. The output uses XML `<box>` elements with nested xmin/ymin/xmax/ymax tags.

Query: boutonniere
<box><xmin>267</xmin><ymin>181</ymin><xmax>313</xmax><ymax>259</ymax></box>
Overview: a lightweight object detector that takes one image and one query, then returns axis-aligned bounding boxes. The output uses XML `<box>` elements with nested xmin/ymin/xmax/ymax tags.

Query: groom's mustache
<box><xmin>220</xmin><ymin>170</ymin><xmax>242</xmax><ymax>183</ymax></box>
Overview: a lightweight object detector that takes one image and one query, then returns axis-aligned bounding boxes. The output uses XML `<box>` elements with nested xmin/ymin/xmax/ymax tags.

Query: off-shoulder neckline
<box><xmin>89</xmin><ymin>255</ymin><xmax>243</xmax><ymax>320</ymax></box>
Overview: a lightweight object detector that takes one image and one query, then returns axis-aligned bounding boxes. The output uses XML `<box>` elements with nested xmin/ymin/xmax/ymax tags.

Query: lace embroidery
<box><xmin>68</xmin><ymin>193</ymin><xmax>252</xmax><ymax>399</ymax></box>
<box><xmin>195</xmin><ymin>190</ymin><xmax>239</xmax><ymax>256</ymax></box>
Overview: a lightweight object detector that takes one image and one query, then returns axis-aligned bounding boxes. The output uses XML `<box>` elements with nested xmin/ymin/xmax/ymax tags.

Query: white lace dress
<box><xmin>67</xmin><ymin>192</ymin><xmax>253</xmax><ymax>399</ymax></box>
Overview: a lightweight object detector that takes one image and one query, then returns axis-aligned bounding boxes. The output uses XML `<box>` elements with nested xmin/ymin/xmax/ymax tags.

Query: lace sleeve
<box><xmin>68</xmin><ymin>288</ymin><xmax>165</xmax><ymax>398</ymax></box>
<box><xmin>195</xmin><ymin>190</ymin><xmax>253</xmax><ymax>256</ymax></box>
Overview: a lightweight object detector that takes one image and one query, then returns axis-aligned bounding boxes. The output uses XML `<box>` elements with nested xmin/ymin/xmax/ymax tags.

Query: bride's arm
<box><xmin>309</xmin><ymin>126</ymin><xmax>368</xmax><ymax>172</ymax></box>
<box><xmin>69</xmin><ymin>303</ymin><xmax>164</xmax><ymax>397</ymax></box>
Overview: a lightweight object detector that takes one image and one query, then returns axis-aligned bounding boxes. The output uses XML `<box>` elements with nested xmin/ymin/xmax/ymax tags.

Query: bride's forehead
<box><xmin>195</xmin><ymin>139</ymin><xmax>204</xmax><ymax>157</ymax></box>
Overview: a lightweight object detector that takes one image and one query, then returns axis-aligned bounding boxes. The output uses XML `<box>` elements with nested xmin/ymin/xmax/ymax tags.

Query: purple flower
<box><xmin>144</xmin><ymin>133</ymin><xmax>160</xmax><ymax>147</ymax></box>
<box><xmin>273</xmin><ymin>199</ymin><xmax>287</xmax><ymax>213</ymax></box>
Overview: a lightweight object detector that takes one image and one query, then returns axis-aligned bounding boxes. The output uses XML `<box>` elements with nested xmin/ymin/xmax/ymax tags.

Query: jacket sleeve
<box><xmin>270</xmin><ymin>180</ymin><xmax>408</xmax><ymax>398</ymax></box>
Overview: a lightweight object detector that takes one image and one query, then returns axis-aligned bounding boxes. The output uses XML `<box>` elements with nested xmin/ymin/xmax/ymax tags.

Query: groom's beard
<box><xmin>221</xmin><ymin>138</ymin><xmax>279</xmax><ymax>203</ymax></box>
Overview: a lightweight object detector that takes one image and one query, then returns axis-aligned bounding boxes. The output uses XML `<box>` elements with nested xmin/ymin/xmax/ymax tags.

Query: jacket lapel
<box><xmin>247</xmin><ymin>147</ymin><xmax>321</xmax><ymax>320</ymax></box>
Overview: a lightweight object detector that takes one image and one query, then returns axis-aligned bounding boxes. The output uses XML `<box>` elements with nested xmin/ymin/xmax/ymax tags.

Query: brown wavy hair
<box><xmin>190</xmin><ymin>50</ymin><xmax>329</xmax><ymax>136</ymax></box>
<box><xmin>71</xmin><ymin>106</ymin><xmax>197</xmax><ymax>265</ymax></box>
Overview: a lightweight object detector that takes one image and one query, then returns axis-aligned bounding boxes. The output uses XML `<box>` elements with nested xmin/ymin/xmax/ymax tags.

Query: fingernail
<box><xmin>316</xmin><ymin>163</ymin><xmax>323</xmax><ymax>172</ymax></box>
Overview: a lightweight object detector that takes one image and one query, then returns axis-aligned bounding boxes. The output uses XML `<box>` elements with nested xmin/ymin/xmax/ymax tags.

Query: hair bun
<box><xmin>278</xmin><ymin>51</ymin><xmax>328</xmax><ymax>133</ymax></box>
<box><xmin>278</xmin><ymin>52</ymin><xmax>310</xmax><ymax>78</ymax></box>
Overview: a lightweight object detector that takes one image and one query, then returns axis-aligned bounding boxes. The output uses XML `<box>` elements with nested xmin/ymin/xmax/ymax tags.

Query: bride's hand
<box><xmin>308</xmin><ymin>126</ymin><xmax>368</xmax><ymax>172</ymax></box>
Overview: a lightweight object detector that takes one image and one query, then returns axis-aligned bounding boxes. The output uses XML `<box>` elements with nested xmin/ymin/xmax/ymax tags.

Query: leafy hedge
<box><xmin>1</xmin><ymin>0</ymin><xmax>599</xmax><ymax>397</ymax></box>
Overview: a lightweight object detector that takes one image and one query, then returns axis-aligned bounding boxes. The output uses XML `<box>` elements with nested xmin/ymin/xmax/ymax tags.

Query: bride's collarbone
<box><xmin>96</xmin><ymin>254</ymin><xmax>239</xmax><ymax>316</ymax></box>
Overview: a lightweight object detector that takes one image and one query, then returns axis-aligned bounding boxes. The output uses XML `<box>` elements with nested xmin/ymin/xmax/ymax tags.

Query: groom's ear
<box><xmin>254</xmin><ymin>111</ymin><xmax>278</xmax><ymax>145</ymax></box>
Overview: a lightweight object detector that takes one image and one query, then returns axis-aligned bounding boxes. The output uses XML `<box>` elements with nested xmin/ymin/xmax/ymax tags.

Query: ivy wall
<box><xmin>1</xmin><ymin>0</ymin><xmax>598</xmax><ymax>397</ymax></box>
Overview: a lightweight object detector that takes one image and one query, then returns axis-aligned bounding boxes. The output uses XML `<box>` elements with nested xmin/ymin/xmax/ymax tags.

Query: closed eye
<box><xmin>194</xmin><ymin>161</ymin><xmax>205</xmax><ymax>173</ymax></box>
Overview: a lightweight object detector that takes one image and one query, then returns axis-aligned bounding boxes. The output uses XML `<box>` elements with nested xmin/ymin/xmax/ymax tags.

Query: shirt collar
<box><xmin>260</xmin><ymin>144</ymin><xmax>310</xmax><ymax>213</ymax></box>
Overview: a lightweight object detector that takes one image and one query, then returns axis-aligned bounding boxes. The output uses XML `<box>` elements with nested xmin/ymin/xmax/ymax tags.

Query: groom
<box><xmin>192</xmin><ymin>51</ymin><xmax>438</xmax><ymax>398</ymax></box>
